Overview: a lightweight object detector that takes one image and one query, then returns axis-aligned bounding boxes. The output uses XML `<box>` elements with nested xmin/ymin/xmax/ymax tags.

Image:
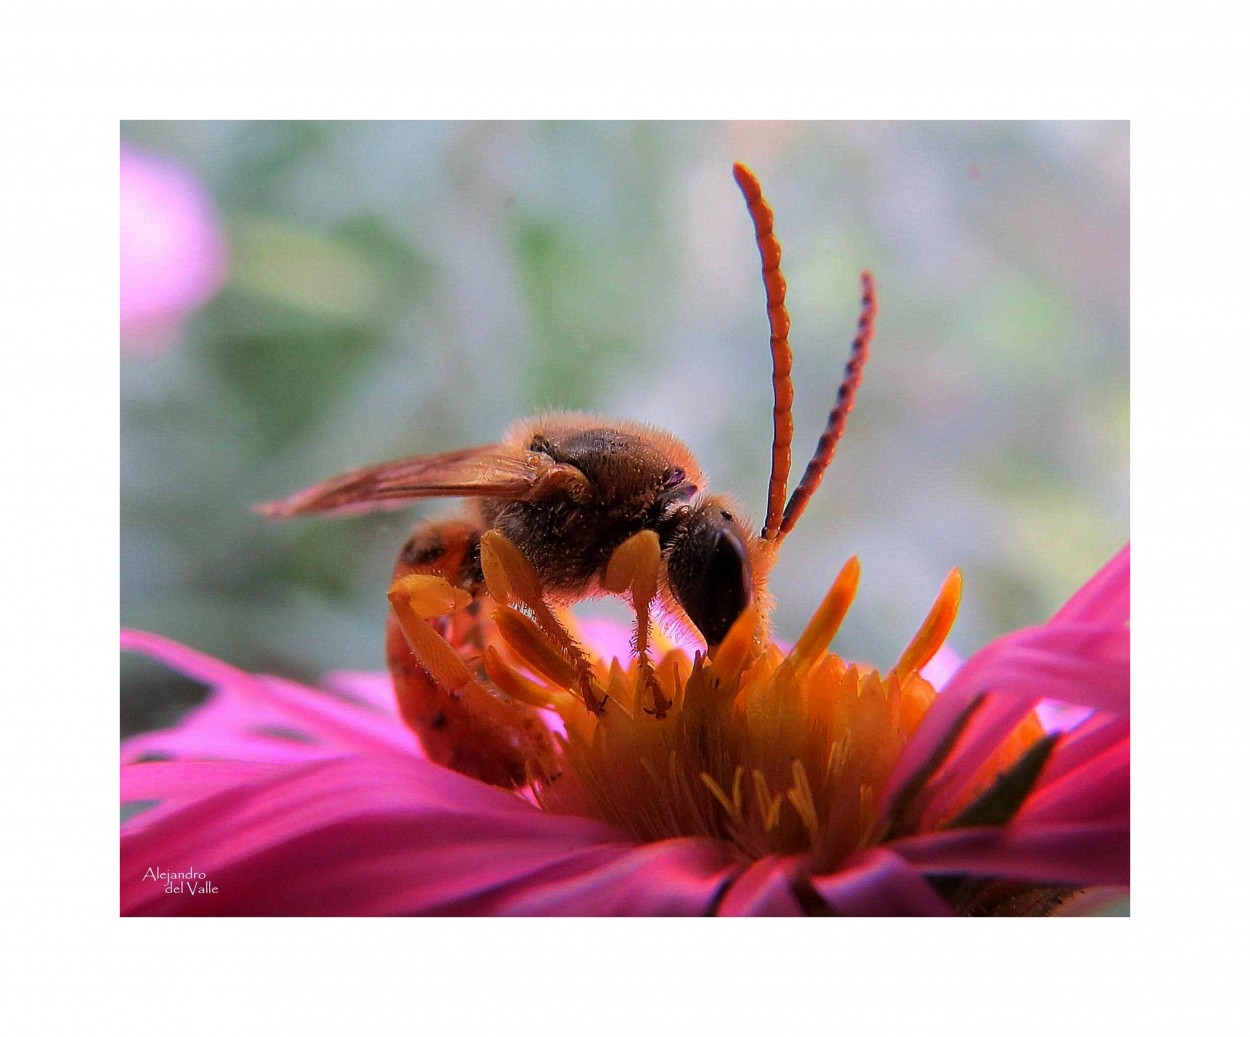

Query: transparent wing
<box><xmin>257</xmin><ymin>444</ymin><xmax>580</xmax><ymax>519</ymax></box>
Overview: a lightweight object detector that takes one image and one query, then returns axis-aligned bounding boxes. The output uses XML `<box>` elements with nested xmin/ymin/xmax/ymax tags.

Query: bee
<box><xmin>259</xmin><ymin>164</ymin><xmax>876</xmax><ymax>788</ymax></box>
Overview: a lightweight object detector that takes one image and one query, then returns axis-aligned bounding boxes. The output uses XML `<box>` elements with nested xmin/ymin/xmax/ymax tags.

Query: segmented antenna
<box><xmin>732</xmin><ymin>162</ymin><xmax>794</xmax><ymax>542</ymax></box>
<box><xmin>778</xmin><ymin>271</ymin><xmax>876</xmax><ymax>539</ymax></box>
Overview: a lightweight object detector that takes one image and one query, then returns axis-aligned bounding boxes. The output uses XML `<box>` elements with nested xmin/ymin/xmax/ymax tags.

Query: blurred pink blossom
<box><xmin>120</xmin><ymin>144</ymin><xmax>226</xmax><ymax>355</ymax></box>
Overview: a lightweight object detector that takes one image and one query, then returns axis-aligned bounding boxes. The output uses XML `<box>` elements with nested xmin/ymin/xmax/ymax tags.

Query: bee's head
<box><xmin>664</xmin><ymin>497</ymin><xmax>754</xmax><ymax>648</ymax></box>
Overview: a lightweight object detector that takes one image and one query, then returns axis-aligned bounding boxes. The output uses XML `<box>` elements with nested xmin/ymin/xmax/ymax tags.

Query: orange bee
<box><xmin>260</xmin><ymin>164</ymin><xmax>876</xmax><ymax>788</ymax></box>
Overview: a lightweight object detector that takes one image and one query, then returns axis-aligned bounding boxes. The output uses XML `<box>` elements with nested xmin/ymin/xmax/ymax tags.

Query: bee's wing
<box><xmin>257</xmin><ymin>444</ymin><xmax>582</xmax><ymax>519</ymax></box>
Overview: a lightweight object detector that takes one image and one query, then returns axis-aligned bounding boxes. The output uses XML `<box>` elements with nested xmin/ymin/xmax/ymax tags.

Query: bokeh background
<box><xmin>120</xmin><ymin>121</ymin><xmax>1128</xmax><ymax>737</ymax></box>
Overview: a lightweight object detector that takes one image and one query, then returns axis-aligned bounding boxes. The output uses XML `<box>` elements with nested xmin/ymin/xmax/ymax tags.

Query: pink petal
<box><xmin>1038</xmin><ymin>712</ymin><xmax>1129</xmax><ymax>788</ymax></box>
<box><xmin>715</xmin><ymin>857</ymin><xmax>806</xmax><ymax>916</ymax></box>
<box><xmin>880</xmin><ymin>619</ymin><xmax>1129</xmax><ymax>831</ymax></box>
<box><xmin>942</xmin><ymin>623</ymin><xmax>1130</xmax><ymax>715</ymax></box>
<box><xmin>905</xmin><ymin>697</ymin><xmax>1127</xmax><ymax>834</ymax></box>
<box><xmin>1015</xmin><ymin>738</ymin><xmax>1129</xmax><ymax>825</ymax></box>
<box><xmin>1050</xmin><ymin>544</ymin><xmax>1129</xmax><ymax>625</ymax></box>
<box><xmin>122</xmin><ymin>760</ymin><xmax>292</xmax><ymax>834</ymax></box>
<box><xmin>122</xmin><ymin>630</ymin><xmax>418</xmax><ymax>763</ymax></box>
<box><xmin>494</xmin><ymin>838</ymin><xmax>742</xmax><ymax>916</ymax></box>
<box><xmin>575</xmin><ymin>617</ymin><xmax>638</xmax><ymax>666</ymax></box>
<box><xmin>914</xmin><ymin>693</ymin><xmax>1042</xmax><ymax>829</ymax></box>
<box><xmin>123</xmin><ymin>692</ymin><xmax>361</xmax><ymax>767</ymax></box>
<box><xmin>914</xmin><ymin>620</ymin><xmax>1128</xmax><ymax>825</ymax></box>
<box><xmin>123</xmin><ymin>629</ymin><xmax>260</xmax><ymax>694</ymax></box>
<box><xmin>250</xmin><ymin>674</ymin><xmax>418</xmax><ymax>756</ymax></box>
<box><xmin>716</xmin><ymin>853</ymin><xmax>954</xmax><ymax>917</ymax></box>
<box><xmin>123</xmin><ymin>759</ymin><xmax>289</xmax><ymax>802</ymax></box>
<box><xmin>889</xmin><ymin>821</ymin><xmax>1130</xmax><ymax>888</ymax></box>
<box><xmin>121</xmin><ymin>754</ymin><xmax>737</xmax><ymax>916</ymax></box>
<box><xmin>811</xmin><ymin>847</ymin><xmax>955</xmax><ymax>916</ymax></box>
<box><xmin>320</xmin><ymin>670</ymin><xmax>403</xmax><ymax>716</ymax></box>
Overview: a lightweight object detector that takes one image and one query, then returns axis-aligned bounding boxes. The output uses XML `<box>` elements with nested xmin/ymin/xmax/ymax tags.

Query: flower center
<box><xmin>497</xmin><ymin>558</ymin><xmax>968</xmax><ymax>870</ymax></box>
<box><xmin>389</xmin><ymin>552</ymin><xmax>1044</xmax><ymax>871</ymax></box>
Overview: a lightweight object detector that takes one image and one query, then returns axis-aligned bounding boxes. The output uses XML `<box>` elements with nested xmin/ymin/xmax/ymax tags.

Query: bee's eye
<box><xmin>668</xmin><ymin>516</ymin><xmax>751</xmax><ymax>647</ymax></box>
<box><xmin>662</xmin><ymin>466</ymin><xmax>686</xmax><ymax>489</ymax></box>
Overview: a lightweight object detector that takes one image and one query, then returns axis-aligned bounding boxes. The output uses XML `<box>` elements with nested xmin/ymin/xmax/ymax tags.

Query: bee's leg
<box><xmin>387</xmin><ymin>519</ymin><xmax>558</xmax><ymax>788</ymax></box>
<box><xmin>603</xmin><ymin>530</ymin><xmax>671</xmax><ymax>719</ymax></box>
<box><xmin>478</xmin><ymin>530</ymin><xmax>607</xmax><ymax>715</ymax></box>
<box><xmin>392</xmin><ymin>519</ymin><xmax>489</xmax><ymax>657</ymax></box>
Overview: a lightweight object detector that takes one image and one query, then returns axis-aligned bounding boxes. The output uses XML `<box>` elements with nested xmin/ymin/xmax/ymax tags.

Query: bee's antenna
<box><xmin>778</xmin><ymin>271</ymin><xmax>876</xmax><ymax>539</ymax></box>
<box><xmin>732</xmin><ymin>162</ymin><xmax>794</xmax><ymax>543</ymax></box>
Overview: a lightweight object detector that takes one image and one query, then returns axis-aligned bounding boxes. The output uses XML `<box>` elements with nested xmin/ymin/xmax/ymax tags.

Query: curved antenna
<box><xmin>778</xmin><ymin>271</ymin><xmax>876</xmax><ymax>539</ymax></box>
<box><xmin>732</xmin><ymin>163</ymin><xmax>794</xmax><ymax>543</ymax></box>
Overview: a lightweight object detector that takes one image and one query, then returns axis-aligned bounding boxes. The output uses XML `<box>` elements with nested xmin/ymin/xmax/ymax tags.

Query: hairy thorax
<box><xmin>476</xmin><ymin>417</ymin><xmax>704</xmax><ymax>595</ymax></box>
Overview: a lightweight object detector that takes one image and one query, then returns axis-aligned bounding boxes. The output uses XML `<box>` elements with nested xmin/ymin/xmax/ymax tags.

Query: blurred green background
<box><xmin>120</xmin><ymin>121</ymin><xmax>1128</xmax><ymax>736</ymax></box>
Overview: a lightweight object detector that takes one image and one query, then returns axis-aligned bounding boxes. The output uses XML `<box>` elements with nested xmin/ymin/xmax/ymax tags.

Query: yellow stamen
<box><xmin>786</xmin><ymin>759</ymin><xmax>821</xmax><ymax>843</ymax></box>
<box><xmin>700</xmin><ymin>767</ymin><xmax>744</xmax><ymax>824</ymax></box>
<box><xmin>753</xmin><ymin>770</ymin><xmax>784</xmax><ymax>832</ymax></box>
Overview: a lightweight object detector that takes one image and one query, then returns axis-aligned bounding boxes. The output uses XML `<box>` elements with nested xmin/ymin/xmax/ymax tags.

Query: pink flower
<box><xmin>121</xmin><ymin>546</ymin><xmax>1128</xmax><ymax>916</ymax></box>
<box><xmin>120</xmin><ymin>144</ymin><xmax>226</xmax><ymax>356</ymax></box>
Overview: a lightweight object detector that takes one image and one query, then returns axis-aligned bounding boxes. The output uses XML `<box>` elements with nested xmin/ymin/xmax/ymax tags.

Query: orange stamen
<box><xmin>892</xmin><ymin>568</ymin><xmax>963</xmax><ymax>678</ymax></box>
<box><xmin>787</xmin><ymin>556</ymin><xmax>861</xmax><ymax>678</ymax></box>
